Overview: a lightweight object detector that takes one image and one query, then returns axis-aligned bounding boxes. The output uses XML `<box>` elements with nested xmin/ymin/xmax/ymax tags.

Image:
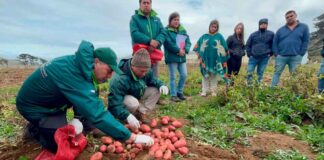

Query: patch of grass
<box><xmin>0</xmin><ymin>86</ymin><xmax>24</xmax><ymax>144</ymax></box>
<box><xmin>0</xmin><ymin>64</ymin><xmax>323</xmax><ymax>157</ymax></box>
<box><xmin>0</xmin><ymin>120</ymin><xmax>23</xmax><ymax>143</ymax></box>
<box><xmin>0</xmin><ymin>86</ymin><xmax>20</xmax><ymax>101</ymax></box>
<box><xmin>156</xmin><ymin>64</ymin><xmax>323</xmax><ymax>153</ymax></box>
<box><xmin>157</xmin><ymin>96</ymin><xmax>256</xmax><ymax>149</ymax></box>
<box><xmin>296</xmin><ymin>125</ymin><xmax>324</xmax><ymax>153</ymax></box>
<box><xmin>316</xmin><ymin>153</ymin><xmax>324</xmax><ymax>160</ymax></box>
<box><xmin>17</xmin><ymin>156</ymin><xmax>29</xmax><ymax>160</ymax></box>
<box><xmin>264</xmin><ymin>149</ymin><xmax>308</xmax><ymax>160</ymax></box>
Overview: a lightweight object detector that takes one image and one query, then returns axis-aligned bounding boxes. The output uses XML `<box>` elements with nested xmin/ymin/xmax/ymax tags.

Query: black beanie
<box><xmin>259</xmin><ymin>18</ymin><xmax>268</xmax><ymax>25</ymax></box>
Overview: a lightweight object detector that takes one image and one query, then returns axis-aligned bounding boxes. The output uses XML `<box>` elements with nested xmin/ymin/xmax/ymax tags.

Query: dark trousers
<box><xmin>228</xmin><ymin>55</ymin><xmax>243</xmax><ymax>76</ymax></box>
<box><xmin>73</xmin><ymin>108</ymin><xmax>95</xmax><ymax>133</ymax></box>
<box><xmin>26</xmin><ymin>112</ymin><xmax>67</xmax><ymax>153</ymax></box>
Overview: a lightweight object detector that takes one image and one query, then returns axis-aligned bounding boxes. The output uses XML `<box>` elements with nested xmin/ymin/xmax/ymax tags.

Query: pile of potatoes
<box><xmin>90</xmin><ymin>116</ymin><xmax>189</xmax><ymax>160</ymax></box>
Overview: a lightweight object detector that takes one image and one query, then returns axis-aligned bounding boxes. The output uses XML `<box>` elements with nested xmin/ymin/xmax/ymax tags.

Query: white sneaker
<box><xmin>200</xmin><ymin>92</ymin><xmax>207</xmax><ymax>97</ymax></box>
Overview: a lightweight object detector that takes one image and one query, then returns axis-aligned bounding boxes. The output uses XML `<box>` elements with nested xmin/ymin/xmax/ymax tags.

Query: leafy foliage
<box><xmin>0</xmin><ymin>63</ymin><xmax>322</xmax><ymax>157</ymax></box>
<box><xmin>309</xmin><ymin>12</ymin><xmax>324</xmax><ymax>59</ymax></box>
<box><xmin>264</xmin><ymin>150</ymin><xmax>308</xmax><ymax>160</ymax></box>
<box><xmin>157</xmin><ymin>64</ymin><xmax>323</xmax><ymax>152</ymax></box>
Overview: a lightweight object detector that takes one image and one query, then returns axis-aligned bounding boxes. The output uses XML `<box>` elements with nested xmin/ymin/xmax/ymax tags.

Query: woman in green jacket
<box><xmin>164</xmin><ymin>12</ymin><xmax>191</xmax><ymax>102</ymax></box>
<box><xmin>193</xmin><ymin>20</ymin><xmax>229</xmax><ymax>97</ymax></box>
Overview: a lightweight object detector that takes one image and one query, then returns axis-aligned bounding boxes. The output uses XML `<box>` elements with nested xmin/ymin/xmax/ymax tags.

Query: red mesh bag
<box><xmin>35</xmin><ymin>125</ymin><xmax>87</xmax><ymax>160</ymax></box>
<box><xmin>133</xmin><ymin>44</ymin><xmax>164</xmax><ymax>64</ymax></box>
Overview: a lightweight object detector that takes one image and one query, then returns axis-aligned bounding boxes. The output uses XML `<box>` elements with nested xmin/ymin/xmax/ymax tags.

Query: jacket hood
<box><xmin>259</xmin><ymin>18</ymin><xmax>268</xmax><ymax>31</ymax></box>
<box><xmin>135</xmin><ymin>9</ymin><xmax>157</xmax><ymax>17</ymax></box>
<box><xmin>75</xmin><ymin>40</ymin><xmax>95</xmax><ymax>82</ymax></box>
<box><xmin>259</xmin><ymin>18</ymin><xmax>268</xmax><ymax>25</ymax></box>
<box><xmin>118</xmin><ymin>59</ymin><xmax>136</xmax><ymax>80</ymax></box>
<box><xmin>166</xmin><ymin>25</ymin><xmax>186</xmax><ymax>32</ymax></box>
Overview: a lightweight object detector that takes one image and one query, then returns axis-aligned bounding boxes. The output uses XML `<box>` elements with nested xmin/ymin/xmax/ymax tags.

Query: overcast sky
<box><xmin>0</xmin><ymin>0</ymin><xmax>323</xmax><ymax>60</ymax></box>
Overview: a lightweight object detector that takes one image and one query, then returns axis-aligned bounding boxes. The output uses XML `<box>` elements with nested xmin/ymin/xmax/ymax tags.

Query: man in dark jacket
<box><xmin>271</xmin><ymin>10</ymin><xmax>310</xmax><ymax>87</ymax></box>
<box><xmin>246</xmin><ymin>18</ymin><xmax>274</xmax><ymax>85</ymax></box>
<box><xmin>129</xmin><ymin>0</ymin><xmax>166</xmax><ymax>77</ymax></box>
<box><xmin>108</xmin><ymin>49</ymin><xmax>168</xmax><ymax>129</ymax></box>
<box><xmin>16</xmin><ymin>41</ymin><xmax>153</xmax><ymax>153</ymax></box>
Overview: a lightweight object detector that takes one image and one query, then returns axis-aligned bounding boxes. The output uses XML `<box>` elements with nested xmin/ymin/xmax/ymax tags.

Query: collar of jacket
<box><xmin>285</xmin><ymin>20</ymin><xmax>300</xmax><ymax>28</ymax></box>
<box><xmin>167</xmin><ymin>25</ymin><xmax>186</xmax><ymax>32</ymax></box>
<box><xmin>207</xmin><ymin>32</ymin><xmax>218</xmax><ymax>36</ymax></box>
<box><xmin>136</xmin><ymin>9</ymin><xmax>157</xmax><ymax>17</ymax></box>
<box><xmin>128</xmin><ymin>60</ymin><xmax>139</xmax><ymax>81</ymax></box>
<box><xmin>91</xmin><ymin>71</ymin><xmax>100</xmax><ymax>93</ymax></box>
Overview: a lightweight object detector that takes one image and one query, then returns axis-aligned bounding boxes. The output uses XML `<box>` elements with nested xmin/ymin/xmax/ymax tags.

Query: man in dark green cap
<box><xmin>16</xmin><ymin>40</ymin><xmax>154</xmax><ymax>153</ymax></box>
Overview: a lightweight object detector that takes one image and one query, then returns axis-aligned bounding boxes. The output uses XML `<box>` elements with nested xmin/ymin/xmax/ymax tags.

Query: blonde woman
<box><xmin>227</xmin><ymin>23</ymin><xmax>245</xmax><ymax>76</ymax></box>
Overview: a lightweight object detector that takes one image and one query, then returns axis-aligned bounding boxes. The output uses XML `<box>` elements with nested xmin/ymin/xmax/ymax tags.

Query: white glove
<box><xmin>127</xmin><ymin>114</ymin><xmax>140</xmax><ymax>129</ymax></box>
<box><xmin>134</xmin><ymin>134</ymin><xmax>154</xmax><ymax>146</ymax></box>
<box><xmin>69</xmin><ymin>118</ymin><xmax>83</xmax><ymax>135</ymax></box>
<box><xmin>159</xmin><ymin>86</ymin><xmax>169</xmax><ymax>95</ymax></box>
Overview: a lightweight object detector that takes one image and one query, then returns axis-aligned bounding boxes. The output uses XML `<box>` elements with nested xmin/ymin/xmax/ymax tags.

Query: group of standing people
<box><xmin>129</xmin><ymin>0</ymin><xmax>317</xmax><ymax>100</ymax></box>
<box><xmin>15</xmin><ymin>0</ymin><xmax>322</xmax><ymax>155</ymax></box>
<box><xmin>227</xmin><ymin>10</ymin><xmax>311</xmax><ymax>89</ymax></box>
<box><xmin>163</xmin><ymin>8</ymin><xmax>312</xmax><ymax>97</ymax></box>
<box><xmin>132</xmin><ymin>1</ymin><xmax>314</xmax><ymax>99</ymax></box>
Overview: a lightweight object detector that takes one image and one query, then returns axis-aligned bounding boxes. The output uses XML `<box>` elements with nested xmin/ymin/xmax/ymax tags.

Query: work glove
<box><xmin>69</xmin><ymin>118</ymin><xmax>83</xmax><ymax>135</ymax></box>
<box><xmin>134</xmin><ymin>134</ymin><xmax>154</xmax><ymax>146</ymax></box>
<box><xmin>127</xmin><ymin>114</ymin><xmax>140</xmax><ymax>129</ymax></box>
<box><xmin>159</xmin><ymin>85</ymin><xmax>169</xmax><ymax>95</ymax></box>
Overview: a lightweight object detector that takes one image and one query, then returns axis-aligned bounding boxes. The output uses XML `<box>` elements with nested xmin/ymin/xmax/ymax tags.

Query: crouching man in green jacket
<box><xmin>16</xmin><ymin>41</ymin><xmax>153</xmax><ymax>153</ymax></box>
<box><xmin>108</xmin><ymin>48</ymin><xmax>168</xmax><ymax>129</ymax></box>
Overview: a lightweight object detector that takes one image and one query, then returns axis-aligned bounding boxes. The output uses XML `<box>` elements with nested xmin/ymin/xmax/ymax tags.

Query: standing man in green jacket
<box><xmin>16</xmin><ymin>41</ymin><xmax>153</xmax><ymax>153</ymax></box>
<box><xmin>130</xmin><ymin>0</ymin><xmax>166</xmax><ymax>78</ymax></box>
<box><xmin>108</xmin><ymin>49</ymin><xmax>168</xmax><ymax>129</ymax></box>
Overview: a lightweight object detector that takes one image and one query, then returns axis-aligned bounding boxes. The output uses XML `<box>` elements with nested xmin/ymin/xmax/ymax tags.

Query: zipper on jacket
<box><xmin>147</xmin><ymin>16</ymin><xmax>153</xmax><ymax>38</ymax></box>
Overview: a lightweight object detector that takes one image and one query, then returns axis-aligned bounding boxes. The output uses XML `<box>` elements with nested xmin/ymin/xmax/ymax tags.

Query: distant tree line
<box><xmin>17</xmin><ymin>53</ymin><xmax>47</xmax><ymax>67</ymax></box>
<box><xmin>0</xmin><ymin>57</ymin><xmax>8</xmax><ymax>67</ymax></box>
<box><xmin>309</xmin><ymin>12</ymin><xmax>324</xmax><ymax>60</ymax></box>
<box><xmin>0</xmin><ymin>53</ymin><xmax>48</xmax><ymax>68</ymax></box>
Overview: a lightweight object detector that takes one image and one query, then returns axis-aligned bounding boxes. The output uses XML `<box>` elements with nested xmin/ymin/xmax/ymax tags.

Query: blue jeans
<box><xmin>318</xmin><ymin>58</ymin><xmax>324</xmax><ymax>93</ymax></box>
<box><xmin>271</xmin><ymin>55</ymin><xmax>303</xmax><ymax>87</ymax></box>
<box><xmin>167</xmin><ymin>62</ymin><xmax>187</xmax><ymax>97</ymax></box>
<box><xmin>247</xmin><ymin>56</ymin><xmax>270</xmax><ymax>84</ymax></box>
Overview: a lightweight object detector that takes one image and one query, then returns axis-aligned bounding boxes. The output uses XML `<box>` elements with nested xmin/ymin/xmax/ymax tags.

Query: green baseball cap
<box><xmin>94</xmin><ymin>47</ymin><xmax>122</xmax><ymax>74</ymax></box>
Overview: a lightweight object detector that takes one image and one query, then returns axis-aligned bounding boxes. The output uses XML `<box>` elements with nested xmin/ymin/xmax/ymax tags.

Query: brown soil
<box><xmin>0</xmin><ymin>68</ymin><xmax>35</xmax><ymax>88</ymax></box>
<box><xmin>0</xmin><ymin>68</ymin><xmax>318</xmax><ymax>160</ymax></box>
<box><xmin>0</xmin><ymin>140</ymin><xmax>41</xmax><ymax>160</ymax></box>
<box><xmin>0</xmin><ymin>139</ymin><xmax>238</xmax><ymax>160</ymax></box>
<box><xmin>0</xmin><ymin>131</ymin><xmax>317</xmax><ymax>160</ymax></box>
<box><xmin>234</xmin><ymin>132</ymin><xmax>317</xmax><ymax>160</ymax></box>
<box><xmin>184</xmin><ymin>140</ymin><xmax>237</xmax><ymax>160</ymax></box>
